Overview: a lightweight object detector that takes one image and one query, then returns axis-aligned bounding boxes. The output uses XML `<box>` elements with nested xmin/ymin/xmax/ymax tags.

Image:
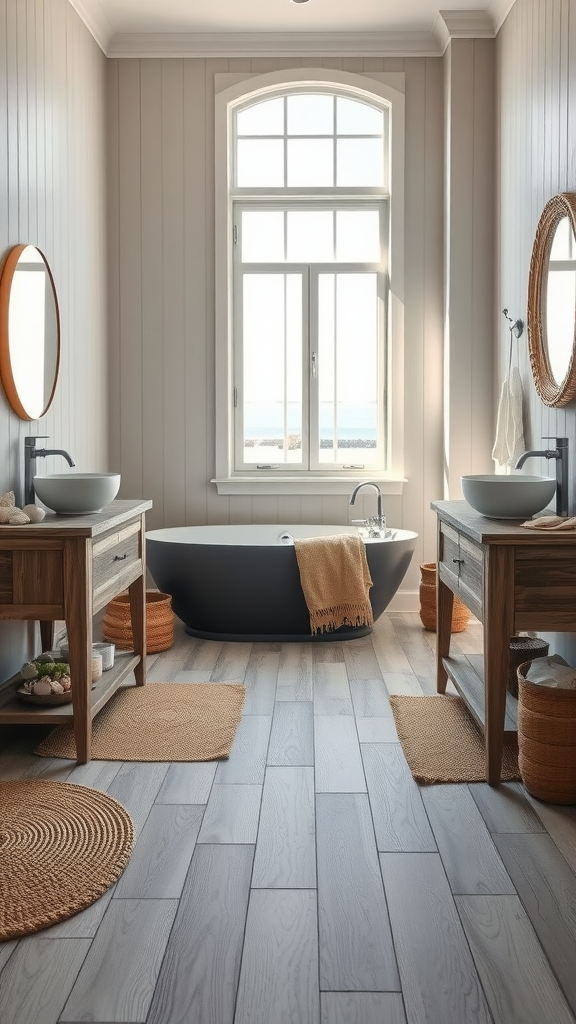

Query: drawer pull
<box><xmin>113</xmin><ymin>554</ymin><xmax>128</xmax><ymax>561</ymax></box>
<box><xmin>452</xmin><ymin>558</ymin><xmax>464</xmax><ymax>564</ymax></box>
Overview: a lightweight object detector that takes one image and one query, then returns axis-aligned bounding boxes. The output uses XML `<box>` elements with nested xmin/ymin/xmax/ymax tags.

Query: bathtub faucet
<box><xmin>514</xmin><ymin>437</ymin><xmax>568</xmax><ymax>517</ymax></box>
<box><xmin>349</xmin><ymin>481</ymin><xmax>386</xmax><ymax>536</ymax></box>
<box><xmin>24</xmin><ymin>435</ymin><xmax>75</xmax><ymax>507</ymax></box>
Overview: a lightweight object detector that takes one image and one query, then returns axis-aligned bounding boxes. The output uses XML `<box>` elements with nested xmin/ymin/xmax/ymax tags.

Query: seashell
<box><xmin>0</xmin><ymin>508</ymin><xmax>12</xmax><ymax>524</ymax></box>
<box><xmin>0</xmin><ymin>491</ymin><xmax>15</xmax><ymax>507</ymax></box>
<box><xmin>8</xmin><ymin>510</ymin><xmax>30</xmax><ymax>525</ymax></box>
<box><xmin>50</xmin><ymin>679</ymin><xmax>64</xmax><ymax>693</ymax></box>
<box><xmin>21</xmin><ymin>662</ymin><xmax>39</xmax><ymax>680</ymax></box>
<box><xmin>33</xmin><ymin>678</ymin><xmax>53</xmax><ymax>696</ymax></box>
<box><xmin>60</xmin><ymin>675</ymin><xmax>71</xmax><ymax>691</ymax></box>
<box><xmin>23</xmin><ymin>504</ymin><xmax>46</xmax><ymax>523</ymax></box>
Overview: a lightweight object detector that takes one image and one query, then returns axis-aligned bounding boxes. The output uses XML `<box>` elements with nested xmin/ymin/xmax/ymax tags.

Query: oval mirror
<box><xmin>528</xmin><ymin>192</ymin><xmax>576</xmax><ymax>407</ymax></box>
<box><xmin>0</xmin><ymin>244</ymin><xmax>60</xmax><ymax>420</ymax></box>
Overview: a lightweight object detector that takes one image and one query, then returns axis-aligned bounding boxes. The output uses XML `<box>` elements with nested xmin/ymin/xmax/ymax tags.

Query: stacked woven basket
<box><xmin>418</xmin><ymin>562</ymin><xmax>470</xmax><ymax>633</ymax></box>
<box><xmin>103</xmin><ymin>591</ymin><xmax>174</xmax><ymax>654</ymax></box>
<box><xmin>517</xmin><ymin>661</ymin><xmax>576</xmax><ymax>804</ymax></box>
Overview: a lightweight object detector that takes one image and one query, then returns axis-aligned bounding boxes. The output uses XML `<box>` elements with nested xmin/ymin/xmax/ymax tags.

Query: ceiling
<box><xmin>70</xmin><ymin>0</ymin><xmax>515</xmax><ymax>57</ymax></box>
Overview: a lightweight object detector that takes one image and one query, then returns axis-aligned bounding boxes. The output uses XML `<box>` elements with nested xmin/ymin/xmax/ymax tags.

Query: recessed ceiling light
<box><xmin>291</xmin><ymin>0</ymin><xmax>311</xmax><ymax>4</ymax></box>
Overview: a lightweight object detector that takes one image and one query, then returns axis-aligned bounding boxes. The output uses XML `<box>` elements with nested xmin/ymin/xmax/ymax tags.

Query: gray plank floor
<box><xmin>2</xmin><ymin>612</ymin><xmax>576</xmax><ymax>1024</ymax></box>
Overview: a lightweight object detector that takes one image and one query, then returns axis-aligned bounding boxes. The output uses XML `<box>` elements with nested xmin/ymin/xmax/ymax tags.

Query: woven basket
<box><xmin>507</xmin><ymin>636</ymin><xmax>549</xmax><ymax>698</ymax></box>
<box><xmin>518</xmin><ymin>662</ymin><xmax>576</xmax><ymax>803</ymax></box>
<box><xmin>102</xmin><ymin>591</ymin><xmax>174</xmax><ymax>654</ymax></box>
<box><xmin>418</xmin><ymin>563</ymin><xmax>470</xmax><ymax>633</ymax></box>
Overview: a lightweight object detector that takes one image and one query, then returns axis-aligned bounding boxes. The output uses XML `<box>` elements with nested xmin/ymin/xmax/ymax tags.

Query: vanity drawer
<box><xmin>92</xmin><ymin>522</ymin><xmax>141</xmax><ymax>594</ymax></box>
<box><xmin>457</xmin><ymin>536</ymin><xmax>483</xmax><ymax>601</ymax></box>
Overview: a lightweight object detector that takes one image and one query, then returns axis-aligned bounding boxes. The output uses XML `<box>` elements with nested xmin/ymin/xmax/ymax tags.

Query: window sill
<box><xmin>211</xmin><ymin>476</ymin><xmax>406</xmax><ymax>496</ymax></box>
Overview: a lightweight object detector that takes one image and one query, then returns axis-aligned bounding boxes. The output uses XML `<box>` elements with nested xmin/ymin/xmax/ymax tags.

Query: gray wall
<box><xmin>107</xmin><ymin>55</ymin><xmax>447</xmax><ymax>602</ymax></box>
<box><xmin>496</xmin><ymin>0</ymin><xmax>576</xmax><ymax>657</ymax></box>
<box><xmin>0</xmin><ymin>0</ymin><xmax>108</xmax><ymax>679</ymax></box>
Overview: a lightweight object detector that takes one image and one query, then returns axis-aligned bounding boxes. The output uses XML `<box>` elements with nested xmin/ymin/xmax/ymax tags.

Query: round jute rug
<box><xmin>0</xmin><ymin>779</ymin><xmax>135</xmax><ymax>941</ymax></box>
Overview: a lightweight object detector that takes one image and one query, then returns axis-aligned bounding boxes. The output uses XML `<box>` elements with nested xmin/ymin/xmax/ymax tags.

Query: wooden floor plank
<box><xmin>147</xmin><ymin>844</ymin><xmax>253</xmax><ymax>1024</ymax></box>
<box><xmin>181</xmin><ymin>637</ymin><xmax>224</xmax><ymax>672</ymax></box>
<box><xmin>320</xmin><ymin>992</ymin><xmax>407</xmax><ymax>1024</ymax></box>
<box><xmin>348</xmin><ymin>676</ymin><xmax>393</xmax><ymax>717</ymax></box>
<box><xmin>252</xmin><ymin>767</ymin><xmax>316</xmax><ymax>888</ymax></box>
<box><xmin>382</xmin><ymin>671</ymin><xmax>425</xmax><ymax>696</ymax></box>
<box><xmin>197</xmin><ymin>783</ymin><xmax>262</xmax><ymax>844</ymax></box>
<box><xmin>317</xmin><ymin>793</ymin><xmax>399</xmax><ymax>992</ymax></box>
<box><xmin>40</xmin><ymin>885</ymin><xmax>116</xmax><ymax>940</ymax></box>
<box><xmin>0</xmin><ymin>938</ymin><xmax>91</xmax><ymax>1024</ymax></box>
<box><xmin>0</xmin><ymin>941</ymin><xmax>17</xmax><ymax>974</ymax></box>
<box><xmin>343</xmin><ymin>641</ymin><xmax>385</xmax><ymax>682</ymax></box>
<box><xmin>380</xmin><ymin>852</ymin><xmax>492</xmax><ymax>1024</ymax></box>
<box><xmin>211</xmin><ymin>642</ymin><xmax>252</xmax><ymax>682</ymax></box>
<box><xmin>361</xmin><ymin>742</ymin><xmax>436</xmax><ymax>852</ymax></box>
<box><xmin>523</xmin><ymin>796</ymin><xmax>576</xmax><ymax>873</ymax></box>
<box><xmin>356</xmin><ymin>716</ymin><xmax>398</xmax><ymax>742</ymax></box>
<box><xmin>115</xmin><ymin>804</ymin><xmax>204</xmax><ymax>898</ymax></box>
<box><xmin>215</xmin><ymin>715</ymin><xmax>272</xmax><ymax>784</ymax></box>
<box><xmin>60</xmin><ymin>899</ymin><xmax>178</xmax><ymax>1023</ymax></box>
<box><xmin>456</xmin><ymin>894</ymin><xmax>576</xmax><ymax>1024</ymax></box>
<box><xmin>106</xmin><ymin>761</ymin><xmax>170</xmax><ymax>833</ymax></box>
<box><xmin>63</xmin><ymin>758</ymin><xmax>123</xmax><ymax>791</ymax></box>
<box><xmin>243</xmin><ymin>648</ymin><xmax>279</xmax><ymax>715</ymax></box>
<box><xmin>494</xmin><ymin>832</ymin><xmax>576</xmax><ymax>1014</ymax></box>
<box><xmin>155</xmin><ymin>760</ymin><xmax>217</xmax><ymax>803</ymax></box>
<box><xmin>267</xmin><ymin>701</ymin><xmax>314</xmax><ymax>766</ymax></box>
<box><xmin>313</xmin><ymin>662</ymin><xmax>353</xmax><ymax>716</ymax></box>
<box><xmin>468</xmin><ymin>781</ymin><xmax>546</xmax><ymax>834</ymax></box>
<box><xmin>421</xmin><ymin>784</ymin><xmax>516</xmax><ymax>894</ymax></box>
<box><xmin>314</xmin><ymin>716</ymin><xmax>366</xmax><ymax>793</ymax></box>
<box><xmin>276</xmin><ymin>646</ymin><xmax>313</xmax><ymax>701</ymax></box>
<box><xmin>234</xmin><ymin>889</ymin><xmax>320</xmax><ymax>1024</ymax></box>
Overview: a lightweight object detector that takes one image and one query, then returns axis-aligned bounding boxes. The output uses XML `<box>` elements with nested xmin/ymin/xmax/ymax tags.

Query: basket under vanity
<box><xmin>0</xmin><ymin>499</ymin><xmax>152</xmax><ymax>763</ymax></box>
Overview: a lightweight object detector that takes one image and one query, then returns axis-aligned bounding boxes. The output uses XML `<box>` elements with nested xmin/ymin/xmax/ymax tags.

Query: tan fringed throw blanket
<box><xmin>294</xmin><ymin>533</ymin><xmax>373</xmax><ymax>635</ymax></box>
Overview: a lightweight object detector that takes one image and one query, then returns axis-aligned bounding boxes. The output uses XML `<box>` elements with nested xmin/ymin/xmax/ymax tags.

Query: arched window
<box><xmin>214</xmin><ymin>72</ymin><xmax>404</xmax><ymax>494</ymax></box>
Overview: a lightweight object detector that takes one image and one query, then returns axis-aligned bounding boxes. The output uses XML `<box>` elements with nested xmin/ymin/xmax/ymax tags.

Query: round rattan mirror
<box><xmin>528</xmin><ymin>192</ymin><xmax>576</xmax><ymax>407</ymax></box>
<box><xmin>0</xmin><ymin>244</ymin><xmax>60</xmax><ymax>420</ymax></box>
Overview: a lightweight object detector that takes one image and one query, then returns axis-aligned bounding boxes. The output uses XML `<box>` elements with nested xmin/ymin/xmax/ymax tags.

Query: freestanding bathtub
<box><xmin>146</xmin><ymin>524</ymin><xmax>417</xmax><ymax>642</ymax></box>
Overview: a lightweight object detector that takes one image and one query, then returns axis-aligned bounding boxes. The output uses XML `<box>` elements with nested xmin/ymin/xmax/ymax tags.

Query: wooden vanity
<box><xmin>432</xmin><ymin>500</ymin><xmax>576</xmax><ymax>784</ymax></box>
<box><xmin>0</xmin><ymin>498</ymin><xmax>152</xmax><ymax>763</ymax></box>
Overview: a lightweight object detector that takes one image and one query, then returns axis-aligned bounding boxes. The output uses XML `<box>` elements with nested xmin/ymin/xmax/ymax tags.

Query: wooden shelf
<box><xmin>443</xmin><ymin>654</ymin><xmax>518</xmax><ymax>738</ymax></box>
<box><xmin>0</xmin><ymin>652</ymin><xmax>140</xmax><ymax>726</ymax></box>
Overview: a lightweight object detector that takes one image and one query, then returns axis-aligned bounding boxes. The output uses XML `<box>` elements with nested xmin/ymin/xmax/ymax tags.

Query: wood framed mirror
<box><xmin>0</xmin><ymin>244</ymin><xmax>60</xmax><ymax>420</ymax></box>
<box><xmin>528</xmin><ymin>192</ymin><xmax>576</xmax><ymax>407</ymax></box>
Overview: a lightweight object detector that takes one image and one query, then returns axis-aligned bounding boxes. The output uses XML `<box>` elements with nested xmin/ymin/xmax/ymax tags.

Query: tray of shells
<box><xmin>16</xmin><ymin>654</ymin><xmax>72</xmax><ymax>705</ymax></box>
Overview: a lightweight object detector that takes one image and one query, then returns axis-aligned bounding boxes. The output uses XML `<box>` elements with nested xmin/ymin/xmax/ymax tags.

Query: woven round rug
<box><xmin>0</xmin><ymin>780</ymin><xmax>134</xmax><ymax>941</ymax></box>
<box><xmin>34</xmin><ymin>682</ymin><xmax>246</xmax><ymax>761</ymax></box>
<box><xmin>389</xmin><ymin>693</ymin><xmax>520</xmax><ymax>784</ymax></box>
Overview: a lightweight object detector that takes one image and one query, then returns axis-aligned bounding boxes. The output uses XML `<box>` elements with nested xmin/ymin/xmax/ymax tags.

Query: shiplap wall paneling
<box><xmin>0</xmin><ymin>0</ymin><xmax>107</xmax><ymax>682</ymax></box>
<box><xmin>496</xmin><ymin>0</ymin><xmax>576</xmax><ymax>660</ymax></box>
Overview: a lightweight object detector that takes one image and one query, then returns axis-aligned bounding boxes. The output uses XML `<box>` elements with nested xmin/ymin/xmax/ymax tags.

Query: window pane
<box><xmin>287</xmin><ymin>94</ymin><xmax>333</xmax><ymax>135</ymax></box>
<box><xmin>317</xmin><ymin>273</ymin><xmax>379</xmax><ymax>464</ymax></box>
<box><xmin>237</xmin><ymin>98</ymin><xmax>284</xmax><ymax>136</ymax></box>
<box><xmin>242</xmin><ymin>274</ymin><xmax>302</xmax><ymax>464</ymax></box>
<box><xmin>242</xmin><ymin>211</ymin><xmax>284</xmax><ymax>262</ymax></box>
<box><xmin>336</xmin><ymin>210</ymin><xmax>380</xmax><ymax>262</ymax></box>
<box><xmin>237</xmin><ymin>139</ymin><xmax>284</xmax><ymax>187</ymax></box>
<box><xmin>337</xmin><ymin>97</ymin><xmax>384</xmax><ymax>136</ymax></box>
<box><xmin>336</xmin><ymin>139</ymin><xmax>384</xmax><ymax>187</ymax></box>
<box><xmin>287</xmin><ymin>211</ymin><xmax>334</xmax><ymax>263</ymax></box>
<box><xmin>287</xmin><ymin>139</ymin><xmax>333</xmax><ymax>187</ymax></box>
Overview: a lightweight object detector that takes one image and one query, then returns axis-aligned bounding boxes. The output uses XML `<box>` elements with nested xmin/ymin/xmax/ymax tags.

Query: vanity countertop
<box><xmin>431</xmin><ymin>499</ymin><xmax>576</xmax><ymax>545</ymax></box>
<box><xmin>0</xmin><ymin>498</ymin><xmax>152</xmax><ymax>539</ymax></box>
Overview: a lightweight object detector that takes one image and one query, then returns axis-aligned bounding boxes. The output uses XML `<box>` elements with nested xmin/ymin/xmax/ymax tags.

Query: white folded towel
<box><xmin>525</xmin><ymin>654</ymin><xmax>576</xmax><ymax>689</ymax></box>
<box><xmin>492</xmin><ymin>365</ymin><xmax>525</xmax><ymax>468</ymax></box>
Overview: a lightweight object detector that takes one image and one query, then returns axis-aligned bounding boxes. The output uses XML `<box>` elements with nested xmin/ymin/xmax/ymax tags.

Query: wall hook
<box><xmin>502</xmin><ymin>308</ymin><xmax>524</xmax><ymax>339</ymax></box>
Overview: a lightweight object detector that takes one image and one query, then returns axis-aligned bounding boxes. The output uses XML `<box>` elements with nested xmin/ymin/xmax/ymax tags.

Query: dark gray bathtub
<box><xmin>146</xmin><ymin>524</ymin><xmax>418</xmax><ymax>642</ymax></box>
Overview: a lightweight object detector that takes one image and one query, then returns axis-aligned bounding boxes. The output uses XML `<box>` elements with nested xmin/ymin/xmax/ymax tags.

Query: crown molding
<box><xmin>106</xmin><ymin>30</ymin><xmax>440</xmax><ymax>59</ymax></box>
<box><xmin>433</xmin><ymin>8</ymin><xmax>501</xmax><ymax>52</ymax></box>
<box><xmin>68</xmin><ymin>0</ymin><xmax>114</xmax><ymax>53</ymax></box>
<box><xmin>487</xmin><ymin>0</ymin><xmax>517</xmax><ymax>33</ymax></box>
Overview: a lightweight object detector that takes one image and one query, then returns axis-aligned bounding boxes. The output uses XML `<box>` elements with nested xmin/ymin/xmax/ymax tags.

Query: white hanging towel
<box><xmin>492</xmin><ymin>341</ymin><xmax>525</xmax><ymax>468</ymax></box>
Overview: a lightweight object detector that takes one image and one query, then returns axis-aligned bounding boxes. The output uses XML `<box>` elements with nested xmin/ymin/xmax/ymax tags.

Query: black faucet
<box><xmin>24</xmin><ymin>436</ymin><xmax>75</xmax><ymax>506</ymax></box>
<box><xmin>515</xmin><ymin>437</ymin><xmax>569</xmax><ymax>516</ymax></box>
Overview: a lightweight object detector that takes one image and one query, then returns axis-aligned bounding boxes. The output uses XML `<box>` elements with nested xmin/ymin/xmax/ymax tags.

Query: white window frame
<box><xmin>213</xmin><ymin>69</ymin><xmax>405</xmax><ymax>496</ymax></box>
